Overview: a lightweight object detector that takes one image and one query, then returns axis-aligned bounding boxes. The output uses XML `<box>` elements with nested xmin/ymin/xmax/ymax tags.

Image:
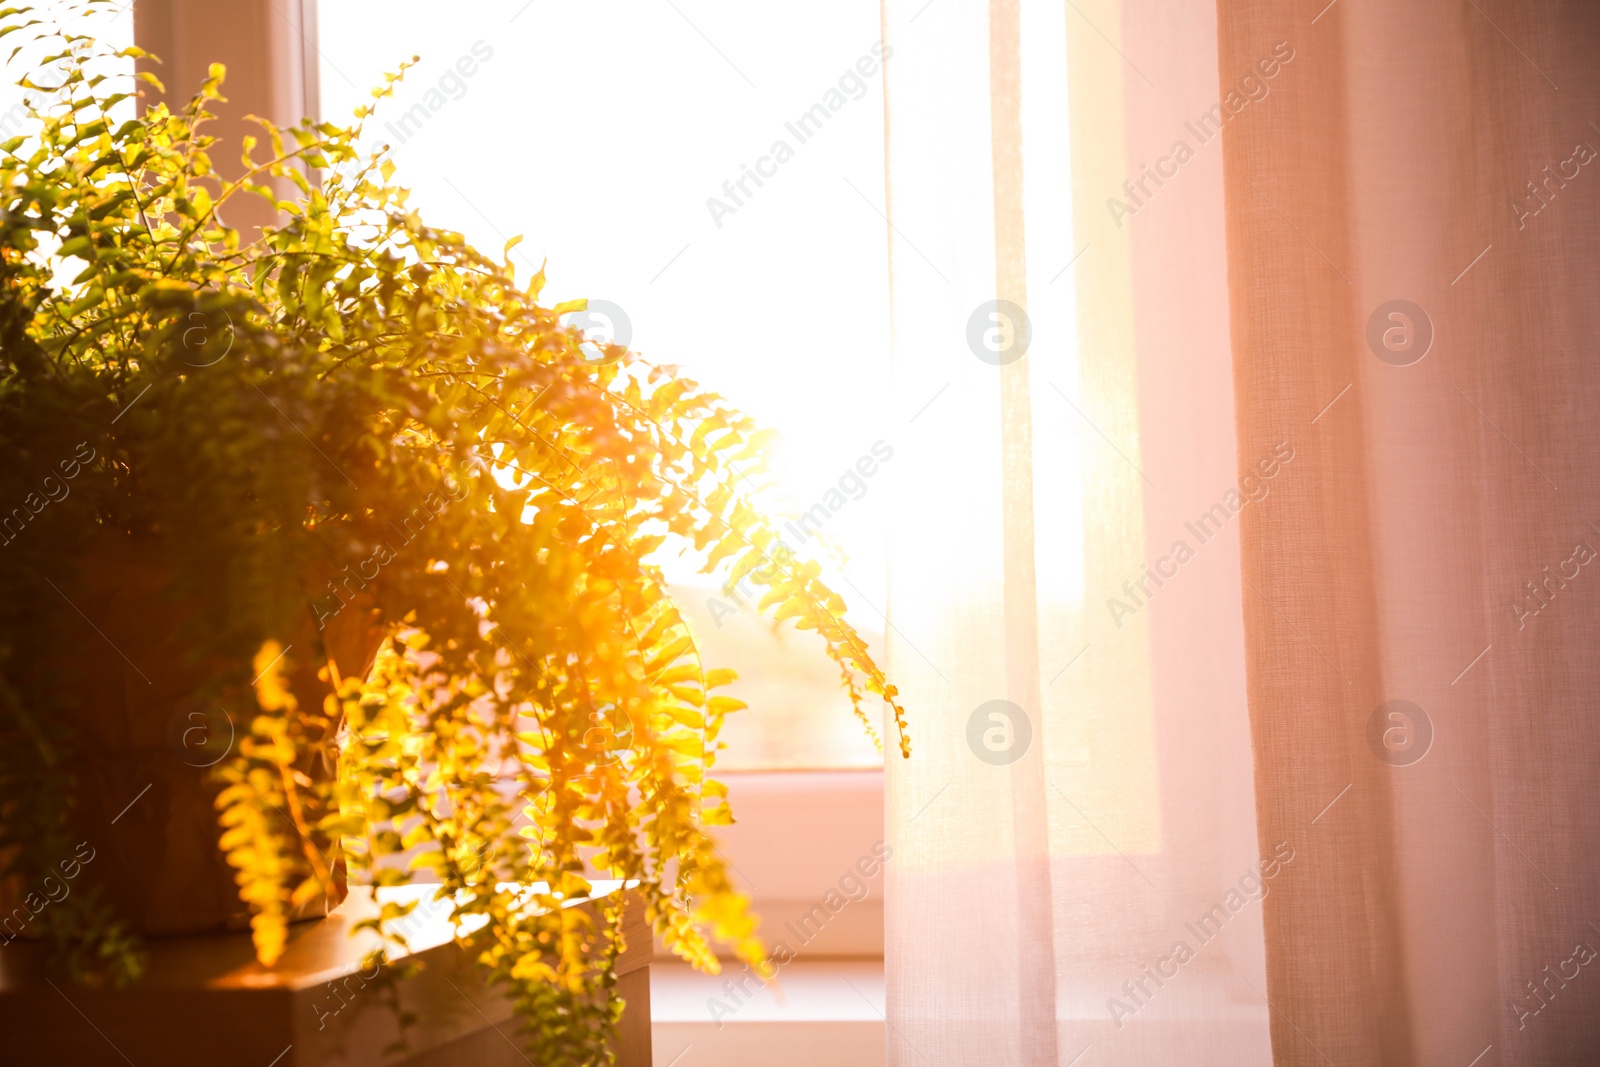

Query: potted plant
<box><xmin>0</xmin><ymin>8</ymin><xmax>908</xmax><ymax>1062</ymax></box>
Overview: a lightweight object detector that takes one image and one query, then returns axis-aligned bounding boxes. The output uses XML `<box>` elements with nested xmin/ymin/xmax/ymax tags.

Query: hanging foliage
<box><xmin>0</xmin><ymin>4</ymin><xmax>907</xmax><ymax>1062</ymax></box>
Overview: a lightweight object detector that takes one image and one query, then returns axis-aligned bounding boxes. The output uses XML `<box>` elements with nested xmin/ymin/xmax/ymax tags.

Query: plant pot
<box><xmin>8</xmin><ymin>532</ymin><xmax>383</xmax><ymax>938</ymax></box>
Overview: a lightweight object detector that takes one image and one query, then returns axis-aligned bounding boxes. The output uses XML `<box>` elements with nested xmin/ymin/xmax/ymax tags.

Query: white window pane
<box><xmin>317</xmin><ymin>1</ymin><xmax>891</xmax><ymax>769</ymax></box>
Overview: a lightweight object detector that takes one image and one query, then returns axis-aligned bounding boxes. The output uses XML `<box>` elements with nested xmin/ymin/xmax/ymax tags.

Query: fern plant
<box><xmin>0</xmin><ymin>4</ymin><xmax>908</xmax><ymax>1062</ymax></box>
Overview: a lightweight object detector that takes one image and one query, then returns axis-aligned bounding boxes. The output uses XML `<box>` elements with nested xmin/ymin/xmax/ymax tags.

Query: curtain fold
<box><xmin>990</xmin><ymin>0</ymin><xmax>1063</xmax><ymax>1060</ymax></box>
<box><xmin>1214</xmin><ymin>1</ymin><xmax>1415</xmax><ymax>1061</ymax></box>
<box><xmin>1219</xmin><ymin>1</ymin><xmax>1600</xmax><ymax>1064</ymax></box>
<box><xmin>883</xmin><ymin>0</ymin><xmax>1266</xmax><ymax>1063</ymax></box>
<box><xmin>886</xmin><ymin>0</ymin><xmax>1600</xmax><ymax>1064</ymax></box>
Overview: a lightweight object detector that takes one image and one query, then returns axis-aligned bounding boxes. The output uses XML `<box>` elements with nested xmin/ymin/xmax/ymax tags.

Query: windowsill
<box><xmin>652</xmin><ymin>960</ymin><xmax>886</xmax><ymax>1067</ymax></box>
<box><xmin>698</xmin><ymin>770</ymin><xmax>886</xmax><ymax>959</ymax></box>
<box><xmin>651</xmin><ymin>771</ymin><xmax>888</xmax><ymax>1064</ymax></box>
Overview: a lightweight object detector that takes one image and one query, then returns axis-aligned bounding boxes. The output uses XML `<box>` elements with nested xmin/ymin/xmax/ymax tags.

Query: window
<box><xmin>317</xmin><ymin>0</ymin><xmax>893</xmax><ymax>769</ymax></box>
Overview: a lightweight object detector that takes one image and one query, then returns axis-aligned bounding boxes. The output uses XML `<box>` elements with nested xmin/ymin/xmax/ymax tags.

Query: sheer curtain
<box><xmin>881</xmin><ymin>0</ymin><xmax>1267</xmax><ymax>1063</ymax></box>
<box><xmin>882</xmin><ymin>0</ymin><xmax>1600</xmax><ymax>1065</ymax></box>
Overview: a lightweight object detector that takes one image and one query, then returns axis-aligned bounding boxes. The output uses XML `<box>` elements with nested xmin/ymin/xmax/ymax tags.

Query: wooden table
<box><xmin>0</xmin><ymin>882</ymin><xmax>652</xmax><ymax>1066</ymax></box>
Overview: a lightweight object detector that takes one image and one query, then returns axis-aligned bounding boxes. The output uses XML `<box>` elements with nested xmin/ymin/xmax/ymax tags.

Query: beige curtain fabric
<box><xmin>885</xmin><ymin>0</ymin><xmax>1600</xmax><ymax>1063</ymax></box>
<box><xmin>883</xmin><ymin>0</ymin><xmax>1270</xmax><ymax>1063</ymax></box>
<box><xmin>1219</xmin><ymin>1</ymin><xmax>1600</xmax><ymax>1065</ymax></box>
